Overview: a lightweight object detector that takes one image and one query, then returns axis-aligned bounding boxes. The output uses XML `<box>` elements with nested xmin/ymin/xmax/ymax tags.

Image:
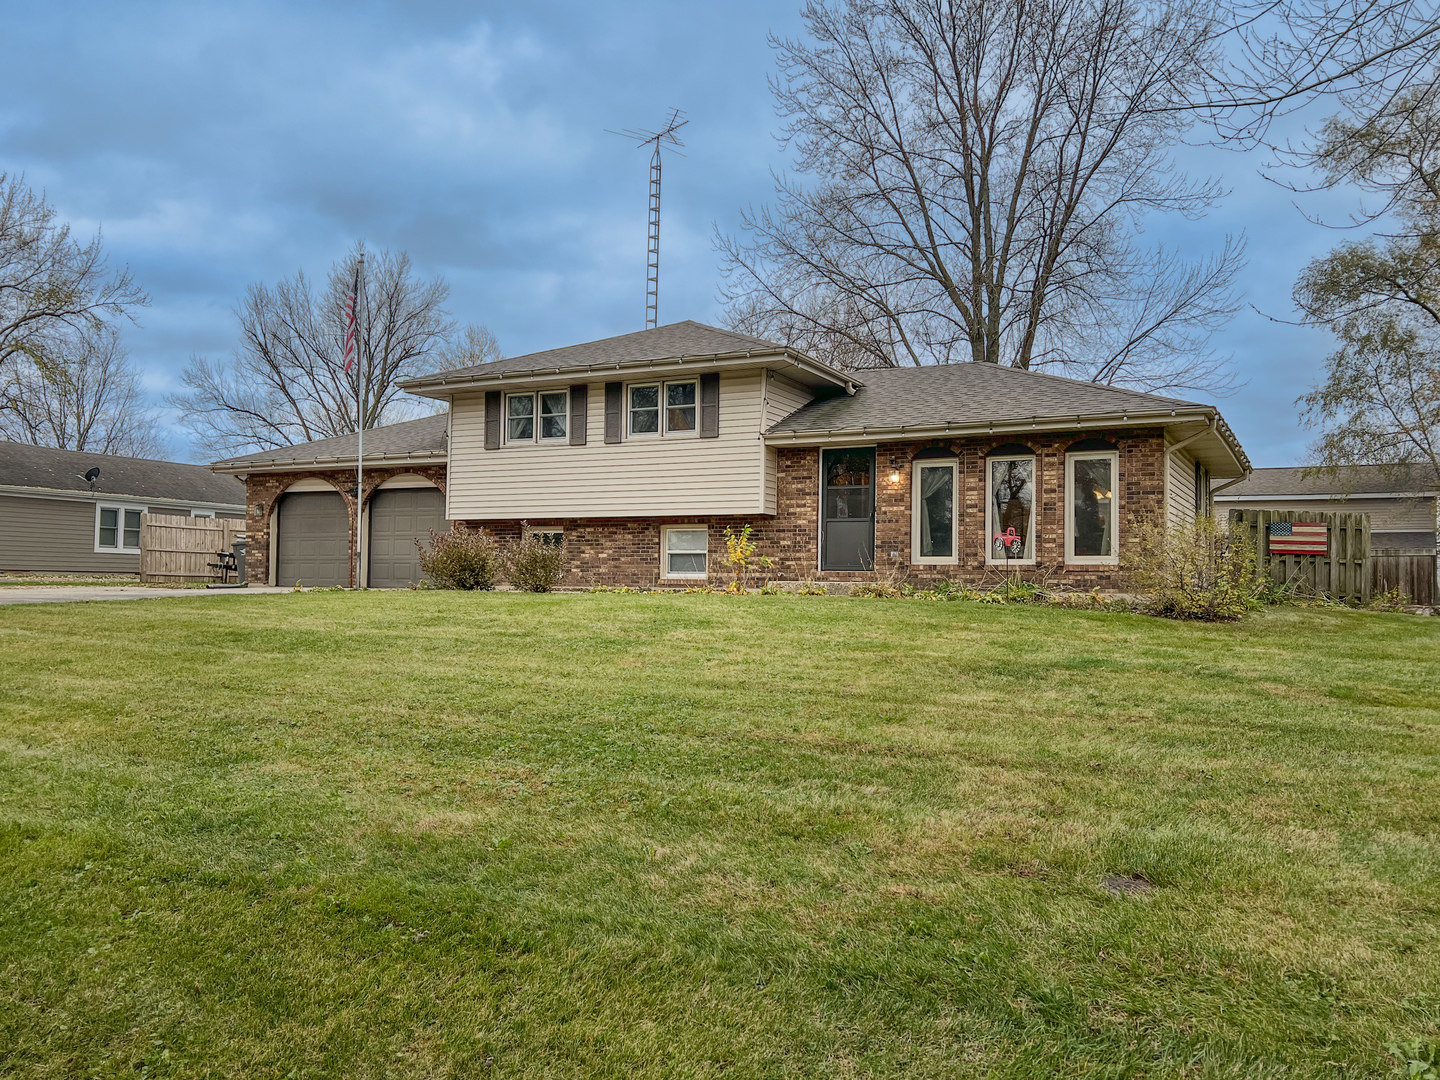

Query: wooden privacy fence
<box><xmin>1228</xmin><ymin>509</ymin><xmax>1370</xmax><ymax>603</ymax></box>
<box><xmin>140</xmin><ymin>514</ymin><xmax>245</xmax><ymax>583</ymax></box>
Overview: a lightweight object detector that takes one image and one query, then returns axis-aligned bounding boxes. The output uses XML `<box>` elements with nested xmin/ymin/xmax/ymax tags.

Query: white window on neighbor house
<box><xmin>662</xmin><ymin>526</ymin><xmax>708</xmax><ymax>579</ymax></box>
<box><xmin>629</xmin><ymin>380</ymin><xmax>698</xmax><ymax>437</ymax></box>
<box><xmin>911</xmin><ymin>459</ymin><xmax>958</xmax><ymax>565</ymax></box>
<box><xmin>1066</xmin><ymin>451</ymin><xmax>1119</xmax><ymax>564</ymax></box>
<box><xmin>95</xmin><ymin>504</ymin><xmax>144</xmax><ymax>553</ymax></box>
<box><xmin>985</xmin><ymin>455</ymin><xmax>1036</xmax><ymax>564</ymax></box>
<box><xmin>190</xmin><ymin>509</ymin><xmax>215</xmax><ymax>519</ymax></box>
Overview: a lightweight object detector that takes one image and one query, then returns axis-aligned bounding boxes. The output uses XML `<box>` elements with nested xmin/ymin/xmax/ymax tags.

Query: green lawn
<box><xmin>1</xmin><ymin>593</ymin><xmax>1437</xmax><ymax>1078</ymax></box>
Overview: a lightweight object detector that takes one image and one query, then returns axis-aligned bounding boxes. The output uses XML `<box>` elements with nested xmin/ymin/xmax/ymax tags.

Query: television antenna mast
<box><xmin>607</xmin><ymin>108</ymin><xmax>688</xmax><ymax>330</ymax></box>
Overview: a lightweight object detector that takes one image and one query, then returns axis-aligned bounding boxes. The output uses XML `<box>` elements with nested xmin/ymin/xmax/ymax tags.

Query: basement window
<box><xmin>662</xmin><ymin>526</ymin><xmax>708</xmax><ymax>580</ymax></box>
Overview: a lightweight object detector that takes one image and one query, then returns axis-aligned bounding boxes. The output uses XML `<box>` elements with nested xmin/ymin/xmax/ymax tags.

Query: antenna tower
<box><xmin>607</xmin><ymin>109</ymin><xmax>688</xmax><ymax>329</ymax></box>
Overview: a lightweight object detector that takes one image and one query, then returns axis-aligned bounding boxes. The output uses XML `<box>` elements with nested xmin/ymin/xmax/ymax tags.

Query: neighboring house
<box><xmin>1214</xmin><ymin>464</ymin><xmax>1438</xmax><ymax>603</ymax></box>
<box><xmin>213</xmin><ymin>322</ymin><xmax>1249</xmax><ymax>589</ymax></box>
<box><xmin>0</xmin><ymin>441</ymin><xmax>246</xmax><ymax>575</ymax></box>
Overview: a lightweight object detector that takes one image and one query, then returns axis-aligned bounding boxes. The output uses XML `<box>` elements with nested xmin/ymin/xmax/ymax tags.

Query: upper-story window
<box><xmin>506</xmin><ymin>391</ymin><xmax>568</xmax><ymax>444</ymax></box>
<box><xmin>629</xmin><ymin>380</ymin><xmax>697</xmax><ymax>437</ymax></box>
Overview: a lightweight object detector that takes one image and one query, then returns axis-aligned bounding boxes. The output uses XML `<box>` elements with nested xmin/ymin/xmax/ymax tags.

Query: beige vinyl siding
<box><xmin>762</xmin><ymin>372</ymin><xmax>817</xmax><ymax>513</ymax></box>
<box><xmin>447</xmin><ymin>370</ymin><xmax>770</xmax><ymax>519</ymax></box>
<box><xmin>1219</xmin><ymin>495</ymin><xmax>1437</xmax><ymax>534</ymax></box>
<box><xmin>0</xmin><ymin>494</ymin><xmax>144</xmax><ymax>573</ymax></box>
<box><xmin>1166</xmin><ymin>446</ymin><xmax>1199</xmax><ymax>528</ymax></box>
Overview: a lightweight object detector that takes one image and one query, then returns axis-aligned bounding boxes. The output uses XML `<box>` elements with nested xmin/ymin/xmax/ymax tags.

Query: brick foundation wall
<box><xmin>242</xmin><ymin>464</ymin><xmax>447</xmax><ymax>586</ymax></box>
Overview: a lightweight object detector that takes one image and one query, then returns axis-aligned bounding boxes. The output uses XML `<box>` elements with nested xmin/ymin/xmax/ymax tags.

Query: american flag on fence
<box><xmin>1268</xmin><ymin>521</ymin><xmax>1329</xmax><ymax>555</ymax></box>
<box><xmin>342</xmin><ymin>263</ymin><xmax>360</xmax><ymax>374</ymax></box>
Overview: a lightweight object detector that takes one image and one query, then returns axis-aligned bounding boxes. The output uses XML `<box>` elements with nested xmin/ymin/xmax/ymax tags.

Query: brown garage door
<box><xmin>276</xmin><ymin>491</ymin><xmax>349</xmax><ymax>587</ymax></box>
<box><xmin>367</xmin><ymin>487</ymin><xmax>446</xmax><ymax>588</ymax></box>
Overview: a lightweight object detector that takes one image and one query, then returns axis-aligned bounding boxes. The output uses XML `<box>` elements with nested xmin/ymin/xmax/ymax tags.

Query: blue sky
<box><xmin>0</xmin><ymin>0</ymin><xmax>1363</xmax><ymax>463</ymax></box>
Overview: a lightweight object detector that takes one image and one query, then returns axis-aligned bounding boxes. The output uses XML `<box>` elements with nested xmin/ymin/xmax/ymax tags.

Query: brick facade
<box><xmin>242</xmin><ymin>464</ymin><xmax>447</xmax><ymax>587</ymax></box>
<box><xmin>242</xmin><ymin>429</ymin><xmax>1164</xmax><ymax>591</ymax></box>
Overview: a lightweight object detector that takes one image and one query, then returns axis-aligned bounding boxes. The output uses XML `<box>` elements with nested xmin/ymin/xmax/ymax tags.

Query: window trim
<box><xmin>626</xmin><ymin>379</ymin><xmax>699</xmax><ymax>439</ymax></box>
<box><xmin>1065</xmin><ymin>450</ymin><xmax>1120</xmax><ymax>565</ymax></box>
<box><xmin>660</xmin><ymin>525</ymin><xmax>709</xmax><ymax>581</ymax></box>
<box><xmin>910</xmin><ymin>458</ymin><xmax>958</xmax><ymax>565</ymax></box>
<box><xmin>984</xmin><ymin>454</ymin><xmax>1038</xmax><ymax>566</ymax></box>
<box><xmin>95</xmin><ymin>502</ymin><xmax>146</xmax><ymax>554</ymax></box>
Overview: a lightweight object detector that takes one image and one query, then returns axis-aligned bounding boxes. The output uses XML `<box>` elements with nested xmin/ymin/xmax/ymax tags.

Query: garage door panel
<box><xmin>369</xmin><ymin>488</ymin><xmax>446</xmax><ymax>588</ymax></box>
<box><xmin>277</xmin><ymin>491</ymin><xmax>349</xmax><ymax>587</ymax></box>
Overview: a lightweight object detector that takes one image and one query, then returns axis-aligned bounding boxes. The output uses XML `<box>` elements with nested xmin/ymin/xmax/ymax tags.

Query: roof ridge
<box><xmin>935</xmin><ymin>361</ymin><xmax>1201</xmax><ymax>408</ymax></box>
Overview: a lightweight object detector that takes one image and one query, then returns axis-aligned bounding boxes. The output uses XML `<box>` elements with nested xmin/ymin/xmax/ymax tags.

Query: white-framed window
<box><xmin>629</xmin><ymin>380</ymin><xmax>697</xmax><ymax>438</ymax></box>
<box><xmin>911</xmin><ymin>458</ymin><xmax>958</xmax><ymax>564</ymax></box>
<box><xmin>523</xmin><ymin>525</ymin><xmax>565</xmax><ymax>547</ymax></box>
<box><xmin>661</xmin><ymin>526</ymin><xmax>708</xmax><ymax>579</ymax></box>
<box><xmin>505</xmin><ymin>391</ymin><xmax>569</xmax><ymax>443</ymax></box>
<box><xmin>1066</xmin><ymin>451</ymin><xmax>1119</xmax><ymax>564</ymax></box>
<box><xmin>985</xmin><ymin>455</ymin><xmax>1036</xmax><ymax>564</ymax></box>
<box><xmin>95</xmin><ymin>503</ymin><xmax>145</xmax><ymax>554</ymax></box>
<box><xmin>190</xmin><ymin>509</ymin><xmax>215</xmax><ymax>519</ymax></box>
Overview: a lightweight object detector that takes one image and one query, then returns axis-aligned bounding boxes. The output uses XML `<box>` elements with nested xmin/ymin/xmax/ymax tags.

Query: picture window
<box><xmin>912</xmin><ymin>460</ymin><xmax>957</xmax><ymax>563</ymax></box>
<box><xmin>986</xmin><ymin>456</ymin><xmax>1036</xmax><ymax>563</ymax></box>
<box><xmin>1066</xmin><ymin>452</ymin><xmax>1118</xmax><ymax>563</ymax></box>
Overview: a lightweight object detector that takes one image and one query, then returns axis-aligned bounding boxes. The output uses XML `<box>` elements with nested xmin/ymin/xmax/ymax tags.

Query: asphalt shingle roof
<box><xmin>211</xmin><ymin>413</ymin><xmax>448</xmax><ymax>469</ymax></box>
<box><xmin>0</xmin><ymin>441</ymin><xmax>246</xmax><ymax>505</ymax></box>
<box><xmin>766</xmin><ymin>363</ymin><xmax>1201</xmax><ymax>434</ymax></box>
<box><xmin>407</xmin><ymin>321</ymin><xmax>795</xmax><ymax>383</ymax></box>
<box><xmin>1215</xmin><ymin>464</ymin><xmax>1440</xmax><ymax>498</ymax></box>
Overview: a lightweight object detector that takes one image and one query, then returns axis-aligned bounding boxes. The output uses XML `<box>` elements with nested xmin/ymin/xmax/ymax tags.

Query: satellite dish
<box><xmin>78</xmin><ymin>467</ymin><xmax>101</xmax><ymax>484</ymax></box>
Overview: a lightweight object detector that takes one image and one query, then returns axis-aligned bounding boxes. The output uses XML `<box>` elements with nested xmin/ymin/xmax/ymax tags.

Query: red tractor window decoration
<box><xmin>992</xmin><ymin>527</ymin><xmax>1024</xmax><ymax>559</ymax></box>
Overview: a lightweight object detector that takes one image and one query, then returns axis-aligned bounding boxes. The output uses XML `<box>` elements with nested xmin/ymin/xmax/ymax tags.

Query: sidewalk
<box><xmin>0</xmin><ymin>585</ymin><xmax>295</xmax><ymax>606</ymax></box>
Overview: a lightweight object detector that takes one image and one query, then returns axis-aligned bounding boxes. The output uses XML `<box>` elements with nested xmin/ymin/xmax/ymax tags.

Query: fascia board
<box><xmin>0</xmin><ymin>485</ymin><xmax>245</xmax><ymax>511</ymax></box>
<box><xmin>209</xmin><ymin>453</ymin><xmax>447</xmax><ymax>475</ymax></box>
<box><xmin>400</xmin><ymin>350</ymin><xmax>861</xmax><ymax>398</ymax></box>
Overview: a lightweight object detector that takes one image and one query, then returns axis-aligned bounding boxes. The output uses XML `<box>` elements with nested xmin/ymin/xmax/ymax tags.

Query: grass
<box><xmin>1</xmin><ymin>592</ymin><xmax>1437</xmax><ymax>1078</ymax></box>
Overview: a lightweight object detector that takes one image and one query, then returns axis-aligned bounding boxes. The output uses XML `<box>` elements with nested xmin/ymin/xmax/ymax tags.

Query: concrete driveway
<box><xmin>0</xmin><ymin>585</ymin><xmax>294</xmax><ymax>605</ymax></box>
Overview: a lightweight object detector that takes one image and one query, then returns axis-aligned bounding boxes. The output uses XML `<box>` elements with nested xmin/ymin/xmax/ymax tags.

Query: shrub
<box><xmin>415</xmin><ymin>524</ymin><xmax>502</xmax><ymax>590</ymax></box>
<box><xmin>722</xmin><ymin>524</ymin><xmax>775</xmax><ymax>591</ymax></box>
<box><xmin>1125</xmin><ymin>515</ymin><xmax>1264</xmax><ymax>621</ymax></box>
<box><xmin>506</xmin><ymin>532</ymin><xmax>567</xmax><ymax>592</ymax></box>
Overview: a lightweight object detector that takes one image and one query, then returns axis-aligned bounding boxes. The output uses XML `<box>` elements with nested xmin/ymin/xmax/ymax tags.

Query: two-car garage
<box><xmin>273</xmin><ymin>479</ymin><xmax>445</xmax><ymax>588</ymax></box>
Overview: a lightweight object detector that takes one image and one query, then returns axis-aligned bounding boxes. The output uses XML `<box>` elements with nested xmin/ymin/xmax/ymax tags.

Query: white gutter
<box><xmin>1214</xmin><ymin>490</ymin><xmax>1440</xmax><ymax>501</ymax></box>
<box><xmin>209</xmin><ymin>452</ymin><xmax>447</xmax><ymax>475</ymax></box>
<box><xmin>0</xmin><ymin>484</ymin><xmax>244</xmax><ymax>512</ymax></box>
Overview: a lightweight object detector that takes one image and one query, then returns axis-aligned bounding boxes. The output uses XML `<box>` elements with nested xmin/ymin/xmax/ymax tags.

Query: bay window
<box><xmin>986</xmin><ymin>453</ymin><xmax>1036</xmax><ymax>563</ymax></box>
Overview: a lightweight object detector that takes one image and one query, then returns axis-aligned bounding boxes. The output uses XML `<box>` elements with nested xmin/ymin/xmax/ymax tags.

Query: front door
<box><xmin>821</xmin><ymin>447</ymin><xmax>875</xmax><ymax>571</ymax></box>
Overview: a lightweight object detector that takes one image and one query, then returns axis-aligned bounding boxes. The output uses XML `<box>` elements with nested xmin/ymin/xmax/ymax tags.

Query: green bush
<box><xmin>507</xmin><ymin>533</ymin><xmax>567</xmax><ymax>592</ymax></box>
<box><xmin>1125</xmin><ymin>515</ymin><xmax>1264</xmax><ymax>621</ymax></box>
<box><xmin>415</xmin><ymin>524</ymin><xmax>502</xmax><ymax>590</ymax></box>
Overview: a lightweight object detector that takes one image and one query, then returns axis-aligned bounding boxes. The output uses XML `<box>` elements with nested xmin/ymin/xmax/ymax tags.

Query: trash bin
<box><xmin>233</xmin><ymin>536</ymin><xmax>247</xmax><ymax>585</ymax></box>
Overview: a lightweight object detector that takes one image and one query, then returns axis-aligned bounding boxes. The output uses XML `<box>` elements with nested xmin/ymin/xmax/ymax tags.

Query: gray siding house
<box><xmin>0</xmin><ymin>442</ymin><xmax>246</xmax><ymax>575</ymax></box>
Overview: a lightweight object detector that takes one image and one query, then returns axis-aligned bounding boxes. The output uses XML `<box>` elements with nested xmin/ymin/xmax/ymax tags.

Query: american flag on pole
<box><xmin>1268</xmin><ymin>521</ymin><xmax>1328</xmax><ymax>555</ymax></box>
<box><xmin>342</xmin><ymin>263</ymin><xmax>360</xmax><ymax>374</ymax></box>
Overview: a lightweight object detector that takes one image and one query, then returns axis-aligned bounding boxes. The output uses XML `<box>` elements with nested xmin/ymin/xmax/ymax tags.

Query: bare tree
<box><xmin>169</xmin><ymin>244</ymin><xmax>467</xmax><ymax>459</ymax></box>
<box><xmin>0</xmin><ymin>325</ymin><xmax>167</xmax><ymax>457</ymax></box>
<box><xmin>718</xmin><ymin>0</ymin><xmax>1246</xmax><ymax>391</ymax></box>
<box><xmin>0</xmin><ymin>173</ymin><xmax>148</xmax><ymax>377</ymax></box>
<box><xmin>1201</xmin><ymin>0</ymin><xmax>1440</xmax><ymax>147</ymax></box>
<box><xmin>434</xmin><ymin>323</ymin><xmax>504</xmax><ymax>370</ymax></box>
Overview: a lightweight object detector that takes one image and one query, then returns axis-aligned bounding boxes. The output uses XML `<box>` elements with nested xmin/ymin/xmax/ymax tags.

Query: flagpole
<box><xmin>355</xmin><ymin>252</ymin><xmax>366</xmax><ymax>590</ymax></box>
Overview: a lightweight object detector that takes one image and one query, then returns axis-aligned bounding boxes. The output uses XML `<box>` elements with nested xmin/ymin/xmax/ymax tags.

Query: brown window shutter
<box><xmin>604</xmin><ymin>381</ymin><xmax>622</xmax><ymax>444</ymax></box>
<box><xmin>484</xmin><ymin>390</ymin><xmax>502</xmax><ymax>449</ymax></box>
<box><xmin>569</xmin><ymin>384</ymin><xmax>588</xmax><ymax>445</ymax></box>
<box><xmin>699</xmin><ymin>372</ymin><xmax>720</xmax><ymax>438</ymax></box>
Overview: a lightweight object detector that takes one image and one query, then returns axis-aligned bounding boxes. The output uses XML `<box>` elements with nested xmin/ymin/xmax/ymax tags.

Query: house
<box><xmin>0</xmin><ymin>441</ymin><xmax>246</xmax><ymax>575</ymax></box>
<box><xmin>1214</xmin><ymin>464</ymin><xmax>1438</xmax><ymax>603</ymax></box>
<box><xmin>212</xmin><ymin>322</ymin><xmax>1249</xmax><ymax>588</ymax></box>
<box><xmin>212</xmin><ymin>322</ymin><xmax>1249</xmax><ymax>589</ymax></box>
